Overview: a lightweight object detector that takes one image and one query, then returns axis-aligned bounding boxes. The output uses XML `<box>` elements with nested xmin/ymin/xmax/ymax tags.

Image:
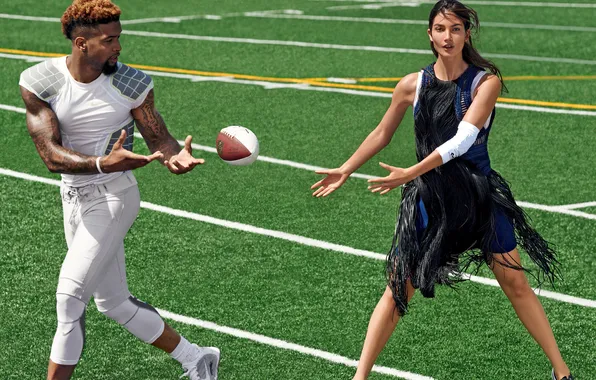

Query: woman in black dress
<box><xmin>311</xmin><ymin>1</ymin><xmax>572</xmax><ymax>379</ymax></box>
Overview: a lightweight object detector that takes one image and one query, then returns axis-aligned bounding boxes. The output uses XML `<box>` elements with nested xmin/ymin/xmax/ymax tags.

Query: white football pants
<box><xmin>50</xmin><ymin>171</ymin><xmax>163</xmax><ymax>365</ymax></box>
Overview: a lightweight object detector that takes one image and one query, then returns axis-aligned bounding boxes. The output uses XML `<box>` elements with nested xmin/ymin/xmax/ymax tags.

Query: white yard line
<box><xmin>5</xmin><ymin>53</ymin><xmax>596</xmax><ymax>117</ymax></box>
<box><xmin>517</xmin><ymin>201</ymin><xmax>596</xmax><ymax>220</ymax></box>
<box><xmin>4</xmin><ymin>102</ymin><xmax>596</xmax><ymax>217</ymax></box>
<box><xmin>0</xmin><ymin>52</ymin><xmax>46</xmax><ymax>63</ymax></box>
<box><xmin>0</xmin><ymin>12</ymin><xmax>222</xmax><ymax>25</ymax></box>
<box><xmin>557</xmin><ymin>201</ymin><xmax>596</xmax><ymax>210</ymax></box>
<box><xmin>121</xmin><ymin>14</ymin><xmax>227</xmax><ymax>24</ymax></box>
<box><xmin>493</xmin><ymin>103</ymin><xmax>596</xmax><ymax>117</ymax></box>
<box><xmin>118</xmin><ymin>30</ymin><xmax>596</xmax><ymax>66</ymax></box>
<box><xmin>0</xmin><ymin>104</ymin><xmax>27</xmax><ymax>114</ymax></box>
<box><xmin>0</xmin><ymin>165</ymin><xmax>433</xmax><ymax>380</ymax></box>
<box><xmin>0</xmin><ymin>13</ymin><xmax>60</xmax><ymax>22</ymax></box>
<box><xmin>408</xmin><ymin>0</ymin><xmax>596</xmax><ymax>8</ymax></box>
<box><xmin>0</xmin><ymin>166</ymin><xmax>595</xmax><ymax>310</ymax></box>
<box><xmin>242</xmin><ymin>12</ymin><xmax>596</xmax><ymax>33</ymax></box>
<box><xmin>143</xmin><ymin>130</ymin><xmax>372</xmax><ymax>180</ymax></box>
<box><xmin>319</xmin><ymin>0</ymin><xmax>596</xmax><ymax>9</ymax></box>
<box><xmin>1</xmin><ymin>13</ymin><xmax>596</xmax><ymax>65</ymax></box>
<box><xmin>463</xmin><ymin>274</ymin><xmax>596</xmax><ymax>308</ymax></box>
<box><xmin>157</xmin><ymin>308</ymin><xmax>435</xmax><ymax>380</ymax></box>
<box><xmin>327</xmin><ymin>2</ymin><xmax>425</xmax><ymax>10</ymax></box>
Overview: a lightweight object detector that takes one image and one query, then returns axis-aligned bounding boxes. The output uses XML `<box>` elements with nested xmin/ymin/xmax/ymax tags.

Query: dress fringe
<box><xmin>386</xmin><ymin>69</ymin><xmax>560</xmax><ymax>316</ymax></box>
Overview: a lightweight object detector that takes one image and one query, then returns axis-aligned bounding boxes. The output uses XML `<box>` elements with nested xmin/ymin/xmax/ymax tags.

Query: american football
<box><xmin>216</xmin><ymin>126</ymin><xmax>259</xmax><ymax>166</ymax></box>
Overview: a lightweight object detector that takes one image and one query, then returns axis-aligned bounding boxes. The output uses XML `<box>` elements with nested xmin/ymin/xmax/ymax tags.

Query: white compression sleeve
<box><xmin>435</xmin><ymin>120</ymin><xmax>480</xmax><ymax>164</ymax></box>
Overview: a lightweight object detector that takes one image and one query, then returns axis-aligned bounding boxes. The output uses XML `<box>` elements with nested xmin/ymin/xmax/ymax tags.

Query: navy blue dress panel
<box><xmin>412</xmin><ymin>64</ymin><xmax>515</xmax><ymax>253</ymax></box>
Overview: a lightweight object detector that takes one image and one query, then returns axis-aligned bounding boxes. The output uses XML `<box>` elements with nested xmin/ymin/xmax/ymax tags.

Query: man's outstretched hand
<box><xmin>165</xmin><ymin>135</ymin><xmax>205</xmax><ymax>174</ymax></box>
<box><xmin>100</xmin><ymin>130</ymin><xmax>163</xmax><ymax>173</ymax></box>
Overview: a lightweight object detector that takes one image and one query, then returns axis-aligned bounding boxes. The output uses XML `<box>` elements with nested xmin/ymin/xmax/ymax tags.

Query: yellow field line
<box><xmin>301</xmin><ymin>80</ymin><xmax>393</xmax><ymax>92</ymax></box>
<box><xmin>130</xmin><ymin>63</ymin><xmax>309</xmax><ymax>84</ymax></box>
<box><xmin>1</xmin><ymin>47</ymin><xmax>63</xmax><ymax>58</ymax></box>
<box><xmin>304</xmin><ymin>77</ymin><xmax>403</xmax><ymax>83</ymax></box>
<box><xmin>351</xmin><ymin>75</ymin><xmax>596</xmax><ymax>82</ymax></box>
<box><xmin>132</xmin><ymin>64</ymin><xmax>395</xmax><ymax>92</ymax></box>
<box><xmin>3</xmin><ymin>47</ymin><xmax>595</xmax><ymax>110</ymax></box>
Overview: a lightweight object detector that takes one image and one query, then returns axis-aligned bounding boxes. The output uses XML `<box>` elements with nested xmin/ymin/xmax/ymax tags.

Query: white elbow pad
<box><xmin>436</xmin><ymin>121</ymin><xmax>480</xmax><ymax>164</ymax></box>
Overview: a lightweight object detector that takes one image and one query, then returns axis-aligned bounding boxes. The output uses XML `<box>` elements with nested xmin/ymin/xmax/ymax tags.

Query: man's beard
<box><xmin>102</xmin><ymin>61</ymin><xmax>118</xmax><ymax>75</ymax></box>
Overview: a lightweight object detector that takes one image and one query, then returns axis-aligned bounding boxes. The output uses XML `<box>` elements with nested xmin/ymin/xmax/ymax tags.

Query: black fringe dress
<box><xmin>387</xmin><ymin>64</ymin><xmax>560</xmax><ymax>315</ymax></box>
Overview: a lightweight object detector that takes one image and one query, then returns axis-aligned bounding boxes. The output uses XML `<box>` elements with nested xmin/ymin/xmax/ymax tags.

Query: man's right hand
<box><xmin>99</xmin><ymin>130</ymin><xmax>163</xmax><ymax>173</ymax></box>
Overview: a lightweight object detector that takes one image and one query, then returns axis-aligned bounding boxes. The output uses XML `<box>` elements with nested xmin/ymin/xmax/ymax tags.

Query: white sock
<box><xmin>170</xmin><ymin>336</ymin><xmax>200</xmax><ymax>365</ymax></box>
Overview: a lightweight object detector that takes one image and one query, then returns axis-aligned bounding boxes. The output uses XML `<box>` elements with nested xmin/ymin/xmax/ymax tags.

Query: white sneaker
<box><xmin>179</xmin><ymin>345</ymin><xmax>220</xmax><ymax>380</ymax></box>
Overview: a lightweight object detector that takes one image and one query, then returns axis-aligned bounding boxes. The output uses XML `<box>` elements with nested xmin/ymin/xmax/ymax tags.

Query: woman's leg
<box><xmin>353</xmin><ymin>281</ymin><xmax>416</xmax><ymax>380</ymax></box>
<box><xmin>491</xmin><ymin>248</ymin><xmax>570</xmax><ymax>379</ymax></box>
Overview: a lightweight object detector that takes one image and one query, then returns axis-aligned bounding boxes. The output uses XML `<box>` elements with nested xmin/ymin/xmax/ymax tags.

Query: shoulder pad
<box><xmin>20</xmin><ymin>60</ymin><xmax>65</xmax><ymax>101</ymax></box>
<box><xmin>111</xmin><ymin>63</ymin><xmax>153</xmax><ymax>101</ymax></box>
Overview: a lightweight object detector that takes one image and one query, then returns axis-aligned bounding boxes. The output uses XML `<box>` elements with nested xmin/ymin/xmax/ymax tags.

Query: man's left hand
<box><xmin>165</xmin><ymin>135</ymin><xmax>205</xmax><ymax>174</ymax></box>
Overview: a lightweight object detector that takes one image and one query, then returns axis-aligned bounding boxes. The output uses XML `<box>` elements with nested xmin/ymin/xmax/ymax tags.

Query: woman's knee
<box><xmin>499</xmin><ymin>270</ymin><xmax>531</xmax><ymax>298</ymax></box>
<box><xmin>383</xmin><ymin>281</ymin><xmax>416</xmax><ymax>302</ymax></box>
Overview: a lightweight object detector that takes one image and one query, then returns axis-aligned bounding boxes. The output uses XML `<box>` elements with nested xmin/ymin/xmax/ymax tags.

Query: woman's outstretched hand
<box><xmin>367</xmin><ymin>162</ymin><xmax>413</xmax><ymax>195</ymax></box>
<box><xmin>311</xmin><ymin>168</ymin><xmax>351</xmax><ymax>197</ymax></box>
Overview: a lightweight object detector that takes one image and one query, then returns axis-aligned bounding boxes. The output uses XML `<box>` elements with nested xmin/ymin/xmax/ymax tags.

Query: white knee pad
<box><xmin>50</xmin><ymin>293</ymin><xmax>87</xmax><ymax>365</ymax></box>
<box><xmin>102</xmin><ymin>296</ymin><xmax>164</xmax><ymax>343</ymax></box>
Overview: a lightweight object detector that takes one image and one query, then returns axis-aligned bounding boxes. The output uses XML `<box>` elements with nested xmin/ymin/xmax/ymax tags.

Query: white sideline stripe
<box><xmin>121</xmin><ymin>14</ymin><xmax>225</xmax><ymax>24</ymax></box>
<box><xmin>143</xmin><ymin>68</ymin><xmax>393</xmax><ymax>98</ymax></box>
<box><xmin>0</xmin><ymin>13</ymin><xmax>216</xmax><ymax>25</ymax></box>
<box><xmin>327</xmin><ymin>77</ymin><xmax>359</xmax><ymax>84</ymax></box>
<box><xmin>1</xmin><ymin>102</ymin><xmax>370</xmax><ymax>180</ymax></box>
<box><xmin>121</xmin><ymin>17</ymin><xmax>184</xmax><ymax>25</ymax></box>
<box><xmin>0</xmin><ymin>104</ymin><xmax>26</xmax><ymax>114</ymax></box>
<box><xmin>558</xmin><ymin>201</ymin><xmax>596</xmax><ymax>210</ymax></box>
<box><xmin>479</xmin><ymin>21</ymin><xmax>596</xmax><ymax>33</ymax></box>
<box><xmin>23</xmin><ymin>9</ymin><xmax>591</xmax><ymax>35</ymax></box>
<box><xmin>0</xmin><ymin>103</ymin><xmax>591</xmax><ymax>184</ymax></box>
<box><xmin>3</xmin><ymin>103</ymin><xmax>596</xmax><ymax>216</ymax></box>
<box><xmin>0</xmin><ymin>166</ymin><xmax>595</xmax><ymax>310</ymax></box>
<box><xmin>1</xmin><ymin>13</ymin><xmax>596</xmax><ymax>65</ymax></box>
<box><xmin>120</xmin><ymin>29</ymin><xmax>596</xmax><ymax>66</ymax></box>
<box><xmin>494</xmin><ymin>103</ymin><xmax>596</xmax><ymax>117</ymax></box>
<box><xmin>141</xmin><ymin>202</ymin><xmax>385</xmax><ymax>260</ymax></box>
<box><xmin>463</xmin><ymin>274</ymin><xmax>596</xmax><ymax>308</ymax></box>
<box><xmin>0</xmin><ymin>167</ymin><xmax>61</xmax><ymax>186</ymax></box>
<box><xmin>0</xmin><ymin>168</ymin><xmax>430</xmax><ymax>379</ymax></box>
<box><xmin>0</xmin><ymin>52</ymin><xmax>46</xmax><ymax>63</ymax></box>
<box><xmin>312</xmin><ymin>0</ymin><xmax>415</xmax><ymax>2</ymax></box>
<box><xmin>327</xmin><ymin>2</ymin><xmax>415</xmax><ymax>10</ymax></box>
<box><xmin>130</xmin><ymin>132</ymin><xmax>376</xmax><ymax>181</ymax></box>
<box><xmin>320</xmin><ymin>0</ymin><xmax>596</xmax><ymax>9</ymax></box>
<box><xmin>120</xmin><ymin>29</ymin><xmax>431</xmax><ymax>53</ymax></box>
<box><xmin>155</xmin><ymin>309</ymin><xmax>434</xmax><ymax>380</ymax></box>
<box><xmin>0</xmin><ymin>13</ymin><xmax>60</xmax><ymax>21</ymax></box>
<box><xmin>517</xmin><ymin>201</ymin><xmax>596</xmax><ymax>221</ymax></box>
<box><xmin>427</xmin><ymin>0</ymin><xmax>596</xmax><ymax>8</ymax></box>
<box><xmin>243</xmin><ymin>12</ymin><xmax>596</xmax><ymax>33</ymax></box>
<box><xmin>6</xmin><ymin>53</ymin><xmax>595</xmax><ymax>117</ymax></box>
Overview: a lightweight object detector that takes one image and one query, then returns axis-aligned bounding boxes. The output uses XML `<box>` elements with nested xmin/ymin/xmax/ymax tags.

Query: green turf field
<box><xmin>0</xmin><ymin>0</ymin><xmax>595</xmax><ymax>379</ymax></box>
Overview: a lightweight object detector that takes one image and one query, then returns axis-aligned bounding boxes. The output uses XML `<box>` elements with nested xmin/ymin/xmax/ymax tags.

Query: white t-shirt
<box><xmin>19</xmin><ymin>56</ymin><xmax>153</xmax><ymax>187</ymax></box>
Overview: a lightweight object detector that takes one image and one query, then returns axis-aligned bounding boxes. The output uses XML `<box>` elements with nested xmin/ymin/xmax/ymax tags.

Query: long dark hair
<box><xmin>428</xmin><ymin>0</ymin><xmax>507</xmax><ymax>92</ymax></box>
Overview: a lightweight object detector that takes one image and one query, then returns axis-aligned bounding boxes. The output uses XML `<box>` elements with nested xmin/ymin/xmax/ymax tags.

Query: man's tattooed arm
<box><xmin>20</xmin><ymin>86</ymin><xmax>99</xmax><ymax>174</ymax></box>
<box><xmin>131</xmin><ymin>89</ymin><xmax>181</xmax><ymax>163</ymax></box>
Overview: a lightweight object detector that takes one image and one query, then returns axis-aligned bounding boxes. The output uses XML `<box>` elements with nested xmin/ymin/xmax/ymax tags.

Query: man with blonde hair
<box><xmin>19</xmin><ymin>1</ymin><xmax>220</xmax><ymax>379</ymax></box>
